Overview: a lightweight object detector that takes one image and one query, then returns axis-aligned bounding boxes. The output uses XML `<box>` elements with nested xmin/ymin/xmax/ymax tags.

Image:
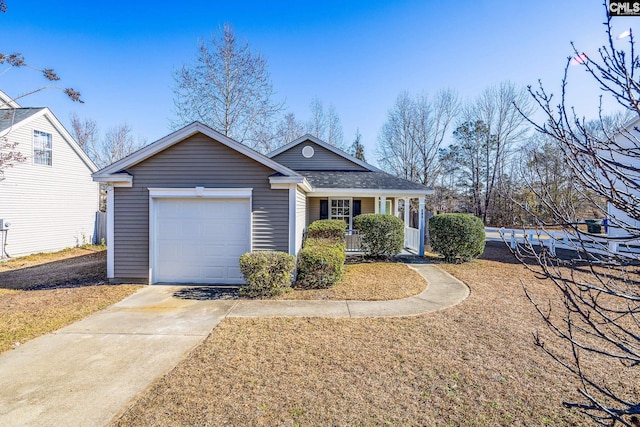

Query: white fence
<box><xmin>485</xmin><ymin>227</ymin><xmax>640</xmax><ymax>260</ymax></box>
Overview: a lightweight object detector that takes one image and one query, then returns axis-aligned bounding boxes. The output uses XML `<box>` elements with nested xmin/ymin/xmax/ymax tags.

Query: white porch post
<box><xmin>288</xmin><ymin>185</ymin><xmax>297</xmax><ymax>255</ymax></box>
<box><xmin>380</xmin><ymin>196</ymin><xmax>386</xmax><ymax>214</ymax></box>
<box><xmin>419</xmin><ymin>196</ymin><xmax>425</xmax><ymax>256</ymax></box>
<box><xmin>106</xmin><ymin>185</ymin><xmax>114</xmax><ymax>279</ymax></box>
<box><xmin>374</xmin><ymin>197</ymin><xmax>379</xmax><ymax>214</ymax></box>
<box><xmin>403</xmin><ymin>197</ymin><xmax>410</xmax><ymax>247</ymax></box>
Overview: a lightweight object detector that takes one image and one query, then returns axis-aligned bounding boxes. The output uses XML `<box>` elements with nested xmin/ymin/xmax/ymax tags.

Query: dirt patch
<box><xmin>0</xmin><ymin>247</ymin><xmax>140</xmax><ymax>353</ymax></box>
<box><xmin>113</xmin><ymin>243</ymin><xmax>639</xmax><ymax>426</ymax></box>
<box><xmin>278</xmin><ymin>262</ymin><xmax>427</xmax><ymax>301</ymax></box>
<box><xmin>0</xmin><ymin>247</ymin><xmax>107</xmax><ymax>290</ymax></box>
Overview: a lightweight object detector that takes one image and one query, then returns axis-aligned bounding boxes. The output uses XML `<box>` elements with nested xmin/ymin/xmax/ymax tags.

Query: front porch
<box><xmin>307</xmin><ymin>194</ymin><xmax>427</xmax><ymax>256</ymax></box>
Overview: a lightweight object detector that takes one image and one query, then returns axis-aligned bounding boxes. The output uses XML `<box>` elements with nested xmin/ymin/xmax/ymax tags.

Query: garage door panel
<box><xmin>153</xmin><ymin>198</ymin><xmax>251</xmax><ymax>284</ymax></box>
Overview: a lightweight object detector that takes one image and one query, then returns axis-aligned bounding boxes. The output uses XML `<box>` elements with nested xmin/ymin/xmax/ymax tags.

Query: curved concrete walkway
<box><xmin>0</xmin><ymin>263</ymin><xmax>468</xmax><ymax>427</ymax></box>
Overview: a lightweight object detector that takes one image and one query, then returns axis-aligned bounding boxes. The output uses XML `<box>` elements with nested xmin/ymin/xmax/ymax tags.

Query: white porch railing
<box><xmin>485</xmin><ymin>227</ymin><xmax>640</xmax><ymax>260</ymax></box>
<box><xmin>405</xmin><ymin>226</ymin><xmax>420</xmax><ymax>252</ymax></box>
<box><xmin>345</xmin><ymin>229</ymin><xmax>363</xmax><ymax>252</ymax></box>
<box><xmin>342</xmin><ymin>227</ymin><xmax>421</xmax><ymax>253</ymax></box>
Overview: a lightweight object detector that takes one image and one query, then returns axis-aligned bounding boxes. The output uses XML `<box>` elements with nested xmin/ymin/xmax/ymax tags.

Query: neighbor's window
<box><xmin>33</xmin><ymin>130</ymin><xmax>52</xmax><ymax>166</ymax></box>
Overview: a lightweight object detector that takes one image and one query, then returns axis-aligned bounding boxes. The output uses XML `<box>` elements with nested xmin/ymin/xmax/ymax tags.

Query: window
<box><xmin>330</xmin><ymin>198</ymin><xmax>351</xmax><ymax>227</ymax></box>
<box><xmin>33</xmin><ymin>130</ymin><xmax>52</xmax><ymax>166</ymax></box>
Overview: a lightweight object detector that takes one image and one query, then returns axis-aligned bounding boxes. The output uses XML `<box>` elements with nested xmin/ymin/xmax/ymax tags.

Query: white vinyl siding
<box><xmin>0</xmin><ymin>115</ymin><xmax>98</xmax><ymax>256</ymax></box>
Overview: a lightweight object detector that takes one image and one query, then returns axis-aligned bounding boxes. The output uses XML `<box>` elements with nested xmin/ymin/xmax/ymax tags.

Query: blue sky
<box><xmin>1</xmin><ymin>0</ymin><xmax>635</xmax><ymax>163</ymax></box>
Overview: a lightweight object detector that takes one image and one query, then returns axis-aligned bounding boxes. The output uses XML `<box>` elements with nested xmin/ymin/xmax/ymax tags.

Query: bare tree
<box><xmin>350</xmin><ymin>129</ymin><xmax>366</xmax><ymax>162</ymax></box>
<box><xmin>173</xmin><ymin>23</ymin><xmax>283</xmax><ymax>152</ymax></box>
<box><xmin>326</xmin><ymin>103</ymin><xmax>344</xmax><ymax>149</ymax></box>
<box><xmin>70</xmin><ymin>113</ymin><xmax>99</xmax><ymax>152</ymax></box>
<box><xmin>305</xmin><ymin>98</ymin><xmax>345</xmax><ymax>149</ymax></box>
<box><xmin>89</xmin><ymin>123</ymin><xmax>143</xmax><ymax>169</ymax></box>
<box><xmin>275</xmin><ymin>112</ymin><xmax>305</xmax><ymax>146</ymax></box>
<box><xmin>439</xmin><ymin>83</ymin><xmax>531</xmax><ymax>224</ymax></box>
<box><xmin>377</xmin><ymin>89</ymin><xmax>458</xmax><ymax>187</ymax></box>
<box><xmin>512</xmin><ymin>7</ymin><xmax>640</xmax><ymax>425</ymax></box>
<box><xmin>377</xmin><ymin>92</ymin><xmax>420</xmax><ymax>182</ymax></box>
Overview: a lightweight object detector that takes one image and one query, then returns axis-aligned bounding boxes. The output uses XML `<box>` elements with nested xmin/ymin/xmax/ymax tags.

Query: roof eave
<box><xmin>309</xmin><ymin>188</ymin><xmax>433</xmax><ymax>197</ymax></box>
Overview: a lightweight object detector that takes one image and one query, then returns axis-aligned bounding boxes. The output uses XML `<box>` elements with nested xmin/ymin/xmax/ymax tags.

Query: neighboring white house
<box><xmin>606</xmin><ymin>117</ymin><xmax>640</xmax><ymax>240</ymax></box>
<box><xmin>0</xmin><ymin>90</ymin><xmax>98</xmax><ymax>257</ymax></box>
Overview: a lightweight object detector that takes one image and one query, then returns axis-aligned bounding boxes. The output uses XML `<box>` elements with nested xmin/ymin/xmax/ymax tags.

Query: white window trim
<box><xmin>33</xmin><ymin>129</ymin><xmax>53</xmax><ymax>167</ymax></box>
<box><xmin>328</xmin><ymin>197</ymin><xmax>353</xmax><ymax>229</ymax></box>
<box><xmin>147</xmin><ymin>187</ymin><xmax>253</xmax><ymax>284</ymax></box>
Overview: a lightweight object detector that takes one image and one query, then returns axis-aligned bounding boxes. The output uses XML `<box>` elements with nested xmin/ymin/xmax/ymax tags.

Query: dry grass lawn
<box><xmin>0</xmin><ymin>247</ymin><xmax>140</xmax><ymax>353</ymax></box>
<box><xmin>114</xmin><ymin>243</ymin><xmax>639</xmax><ymax>426</ymax></box>
<box><xmin>278</xmin><ymin>262</ymin><xmax>427</xmax><ymax>301</ymax></box>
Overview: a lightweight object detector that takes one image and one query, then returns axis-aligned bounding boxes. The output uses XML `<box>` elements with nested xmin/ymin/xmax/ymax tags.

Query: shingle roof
<box><xmin>298</xmin><ymin>170</ymin><xmax>431</xmax><ymax>192</ymax></box>
<box><xmin>0</xmin><ymin>108</ymin><xmax>44</xmax><ymax>132</ymax></box>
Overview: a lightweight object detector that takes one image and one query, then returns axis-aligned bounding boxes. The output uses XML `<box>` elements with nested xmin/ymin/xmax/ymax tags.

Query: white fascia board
<box><xmin>93</xmin><ymin>174</ymin><xmax>133</xmax><ymax>187</ymax></box>
<box><xmin>266</xmin><ymin>133</ymin><xmax>382</xmax><ymax>172</ymax></box>
<box><xmin>310</xmin><ymin>188</ymin><xmax>434</xmax><ymax>197</ymax></box>
<box><xmin>148</xmin><ymin>187</ymin><xmax>253</xmax><ymax>198</ymax></box>
<box><xmin>269</xmin><ymin>175</ymin><xmax>312</xmax><ymax>192</ymax></box>
<box><xmin>96</xmin><ymin>122</ymin><xmax>301</xmax><ymax>178</ymax></box>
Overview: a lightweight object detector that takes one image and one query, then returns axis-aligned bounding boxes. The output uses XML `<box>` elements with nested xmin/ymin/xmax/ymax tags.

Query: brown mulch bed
<box><xmin>277</xmin><ymin>262</ymin><xmax>427</xmax><ymax>301</ymax></box>
<box><xmin>113</xmin><ymin>243</ymin><xmax>638</xmax><ymax>426</ymax></box>
<box><xmin>0</xmin><ymin>247</ymin><xmax>140</xmax><ymax>353</ymax></box>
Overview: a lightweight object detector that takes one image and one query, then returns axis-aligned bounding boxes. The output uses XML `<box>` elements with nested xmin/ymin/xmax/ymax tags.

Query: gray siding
<box><xmin>271</xmin><ymin>141</ymin><xmax>368</xmax><ymax>171</ymax></box>
<box><xmin>113</xmin><ymin>133</ymin><xmax>288</xmax><ymax>279</ymax></box>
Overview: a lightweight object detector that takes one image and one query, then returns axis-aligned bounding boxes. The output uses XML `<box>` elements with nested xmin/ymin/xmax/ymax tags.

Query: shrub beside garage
<box><xmin>239</xmin><ymin>251</ymin><xmax>296</xmax><ymax>297</ymax></box>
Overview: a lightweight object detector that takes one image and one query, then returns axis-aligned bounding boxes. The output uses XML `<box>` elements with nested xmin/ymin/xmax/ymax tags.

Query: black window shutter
<box><xmin>320</xmin><ymin>200</ymin><xmax>328</xmax><ymax>220</ymax></box>
<box><xmin>353</xmin><ymin>200</ymin><xmax>361</xmax><ymax>217</ymax></box>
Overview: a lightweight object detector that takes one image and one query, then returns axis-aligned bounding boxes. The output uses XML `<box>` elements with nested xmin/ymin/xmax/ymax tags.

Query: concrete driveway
<box><xmin>0</xmin><ymin>264</ymin><xmax>469</xmax><ymax>427</ymax></box>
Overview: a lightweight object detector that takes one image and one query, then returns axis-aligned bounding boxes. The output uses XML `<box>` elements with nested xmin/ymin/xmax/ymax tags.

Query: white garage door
<box><xmin>153</xmin><ymin>198</ymin><xmax>250</xmax><ymax>284</ymax></box>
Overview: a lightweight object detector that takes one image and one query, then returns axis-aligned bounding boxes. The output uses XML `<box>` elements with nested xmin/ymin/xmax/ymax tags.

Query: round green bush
<box><xmin>307</xmin><ymin>219</ymin><xmax>347</xmax><ymax>241</ymax></box>
<box><xmin>429</xmin><ymin>213</ymin><xmax>485</xmax><ymax>262</ymax></box>
<box><xmin>239</xmin><ymin>251</ymin><xmax>296</xmax><ymax>297</ymax></box>
<box><xmin>353</xmin><ymin>213</ymin><xmax>404</xmax><ymax>257</ymax></box>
